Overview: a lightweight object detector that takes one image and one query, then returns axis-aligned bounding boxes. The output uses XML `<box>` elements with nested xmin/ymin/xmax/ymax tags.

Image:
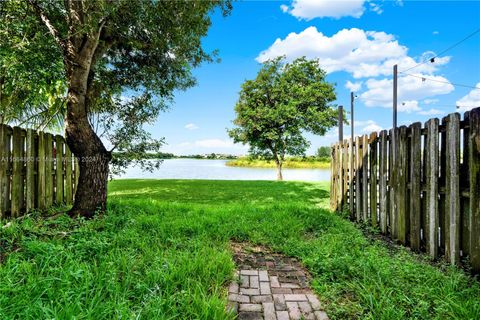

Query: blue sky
<box><xmin>147</xmin><ymin>0</ymin><xmax>480</xmax><ymax>156</ymax></box>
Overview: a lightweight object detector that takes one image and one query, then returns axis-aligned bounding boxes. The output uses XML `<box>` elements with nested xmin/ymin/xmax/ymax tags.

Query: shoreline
<box><xmin>225</xmin><ymin>159</ymin><xmax>330</xmax><ymax>169</ymax></box>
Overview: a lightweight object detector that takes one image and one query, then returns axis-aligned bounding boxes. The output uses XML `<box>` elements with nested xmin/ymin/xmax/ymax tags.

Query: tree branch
<box><xmin>28</xmin><ymin>0</ymin><xmax>66</xmax><ymax>51</ymax></box>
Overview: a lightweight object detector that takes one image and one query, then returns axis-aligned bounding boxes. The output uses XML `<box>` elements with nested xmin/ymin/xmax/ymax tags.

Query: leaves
<box><xmin>228</xmin><ymin>57</ymin><xmax>338</xmax><ymax>163</ymax></box>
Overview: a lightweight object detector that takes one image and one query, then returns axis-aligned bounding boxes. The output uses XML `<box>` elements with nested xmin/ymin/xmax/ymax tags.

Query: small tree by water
<box><xmin>228</xmin><ymin>57</ymin><xmax>338</xmax><ymax>180</ymax></box>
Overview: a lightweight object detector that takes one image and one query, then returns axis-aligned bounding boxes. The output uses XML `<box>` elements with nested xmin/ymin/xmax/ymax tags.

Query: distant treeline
<box><xmin>113</xmin><ymin>152</ymin><xmax>239</xmax><ymax>160</ymax></box>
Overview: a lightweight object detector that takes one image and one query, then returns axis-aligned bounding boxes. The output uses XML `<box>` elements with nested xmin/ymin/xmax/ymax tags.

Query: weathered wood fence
<box><xmin>0</xmin><ymin>124</ymin><xmax>79</xmax><ymax>218</ymax></box>
<box><xmin>330</xmin><ymin>107</ymin><xmax>480</xmax><ymax>273</ymax></box>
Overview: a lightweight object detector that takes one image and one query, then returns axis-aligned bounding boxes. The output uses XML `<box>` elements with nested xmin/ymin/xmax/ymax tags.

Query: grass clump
<box><xmin>1</xmin><ymin>179</ymin><xmax>479</xmax><ymax>319</ymax></box>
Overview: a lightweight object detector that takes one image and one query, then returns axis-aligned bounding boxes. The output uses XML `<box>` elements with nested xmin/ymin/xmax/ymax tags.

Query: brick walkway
<box><xmin>227</xmin><ymin>243</ymin><xmax>329</xmax><ymax>320</ymax></box>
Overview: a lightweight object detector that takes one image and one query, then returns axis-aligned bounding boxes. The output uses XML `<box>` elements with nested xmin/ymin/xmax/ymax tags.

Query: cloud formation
<box><xmin>256</xmin><ymin>27</ymin><xmax>449</xmax><ymax>79</ymax></box>
<box><xmin>185</xmin><ymin>123</ymin><xmax>199</xmax><ymax>130</ymax></box>
<box><xmin>456</xmin><ymin>84</ymin><xmax>480</xmax><ymax>112</ymax></box>
<box><xmin>281</xmin><ymin>0</ymin><xmax>367</xmax><ymax>20</ymax></box>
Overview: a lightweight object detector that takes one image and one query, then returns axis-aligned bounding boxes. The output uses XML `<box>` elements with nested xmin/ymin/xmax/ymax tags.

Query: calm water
<box><xmin>115</xmin><ymin>159</ymin><xmax>330</xmax><ymax>181</ymax></box>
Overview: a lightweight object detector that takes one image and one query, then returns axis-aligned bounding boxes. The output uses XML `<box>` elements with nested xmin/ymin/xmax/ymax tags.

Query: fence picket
<box><xmin>362</xmin><ymin>134</ymin><xmax>369</xmax><ymax>222</ymax></box>
<box><xmin>369</xmin><ymin>132</ymin><xmax>378</xmax><ymax>227</ymax></box>
<box><xmin>425</xmin><ymin>118</ymin><xmax>439</xmax><ymax>259</ymax></box>
<box><xmin>55</xmin><ymin>135</ymin><xmax>64</xmax><ymax>204</ymax></box>
<box><xmin>445</xmin><ymin>113</ymin><xmax>460</xmax><ymax>265</ymax></box>
<box><xmin>355</xmin><ymin>136</ymin><xmax>362</xmax><ymax>221</ymax></box>
<box><xmin>0</xmin><ymin>125</ymin><xmax>9</xmax><ymax>217</ymax></box>
<box><xmin>379</xmin><ymin>130</ymin><xmax>388</xmax><ymax>233</ymax></box>
<box><xmin>25</xmin><ymin>129</ymin><xmax>36</xmax><ymax>212</ymax></box>
<box><xmin>468</xmin><ymin>108</ymin><xmax>480</xmax><ymax>272</ymax></box>
<box><xmin>409</xmin><ymin>122</ymin><xmax>422</xmax><ymax>251</ymax></box>
<box><xmin>11</xmin><ymin>127</ymin><xmax>24</xmax><ymax>217</ymax></box>
<box><xmin>397</xmin><ymin>126</ymin><xmax>408</xmax><ymax>244</ymax></box>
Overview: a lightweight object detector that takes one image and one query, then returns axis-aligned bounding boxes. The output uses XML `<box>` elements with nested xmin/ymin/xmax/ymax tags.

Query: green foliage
<box><xmin>316</xmin><ymin>146</ymin><xmax>331</xmax><ymax>160</ymax></box>
<box><xmin>0</xmin><ymin>0</ymin><xmax>232</xmax><ymax>168</ymax></box>
<box><xmin>1</xmin><ymin>180</ymin><xmax>479</xmax><ymax>319</ymax></box>
<box><xmin>228</xmin><ymin>57</ymin><xmax>338</xmax><ymax>167</ymax></box>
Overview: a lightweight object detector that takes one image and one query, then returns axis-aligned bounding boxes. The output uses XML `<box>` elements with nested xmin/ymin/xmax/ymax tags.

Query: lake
<box><xmin>115</xmin><ymin>159</ymin><xmax>330</xmax><ymax>181</ymax></box>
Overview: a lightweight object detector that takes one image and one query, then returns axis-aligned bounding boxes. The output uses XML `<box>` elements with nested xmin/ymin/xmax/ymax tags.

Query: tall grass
<box><xmin>0</xmin><ymin>179</ymin><xmax>479</xmax><ymax>319</ymax></box>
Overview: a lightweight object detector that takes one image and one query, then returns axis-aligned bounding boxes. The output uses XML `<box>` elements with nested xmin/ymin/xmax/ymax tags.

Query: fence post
<box><xmin>425</xmin><ymin>118</ymin><xmax>439</xmax><ymax>259</ymax></box>
<box><xmin>468</xmin><ymin>108</ymin><xmax>480</xmax><ymax>272</ymax></box>
<box><xmin>409</xmin><ymin>122</ymin><xmax>422</xmax><ymax>251</ymax></box>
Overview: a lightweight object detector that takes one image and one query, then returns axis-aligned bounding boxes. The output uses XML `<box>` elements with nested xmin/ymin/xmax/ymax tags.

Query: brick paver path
<box><xmin>227</xmin><ymin>243</ymin><xmax>329</xmax><ymax>320</ymax></box>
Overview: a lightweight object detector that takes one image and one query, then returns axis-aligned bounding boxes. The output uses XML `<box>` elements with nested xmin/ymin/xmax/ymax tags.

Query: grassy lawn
<box><xmin>1</xmin><ymin>179</ymin><xmax>479</xmax><ymax>319</ymax></box>
<box><xmin>226</xmin><ymin>158</ymin><xmax>330</xmax><ymax>169</ymax></box>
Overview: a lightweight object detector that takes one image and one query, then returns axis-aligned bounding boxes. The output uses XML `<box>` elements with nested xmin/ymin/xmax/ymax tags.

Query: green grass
<box><xmin>226</xmin><ymin>157</ymin><xmax>330</xmax><ymax>169</ymax></box>
<box><xmin>1</xmin><ymin>179</ymin><xmax>479</xmax><ymax>319</ymax></box>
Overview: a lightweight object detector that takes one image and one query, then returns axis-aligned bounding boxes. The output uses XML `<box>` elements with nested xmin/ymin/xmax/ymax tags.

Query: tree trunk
<box><xmin>64</xmin><ymin>50</ymin><xmax>110</xmax><ymax>218</ymax></box>
<box><xmin>276</xmin><ymin>161</ymin><xmax>283</xmax><ymax>181</ymax></box>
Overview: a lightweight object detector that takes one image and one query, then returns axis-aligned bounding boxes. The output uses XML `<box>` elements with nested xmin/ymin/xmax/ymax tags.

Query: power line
<box><xmin>399</xmin><ymin>27</ymin><xmax>480</xmax><ymax>73</ymax></box>
<box><xmin>401</xmin><ymin>73</ymin><xmax>480</xmax><ymax>90</ymax></box>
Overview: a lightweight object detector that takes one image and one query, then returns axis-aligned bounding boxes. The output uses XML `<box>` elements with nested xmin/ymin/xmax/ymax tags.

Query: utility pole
<box><xmin>393</xmin><ymin>64</ymin><xmax>398</xmax><ymax>130</ymax></box>
<box><xmin>338</xmin><ymin>105</ymin><xmax>343</xmax><ymax>142</ymax></box>
<box><xmin>350</xmin><ymin>92</ymin><xmax>354</xmax><ymax>140</ymax></box>
<box><xmin>392</xmin><ymin>64</ymin><xmax>398</xmax><ymax>162</ymax></box>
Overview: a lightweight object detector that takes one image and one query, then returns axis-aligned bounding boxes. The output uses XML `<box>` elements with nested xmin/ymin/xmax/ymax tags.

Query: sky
<box><xmin>146</xmin><ymin>0</ymin><xmax>480</xmax><ymax>156</ymax></box>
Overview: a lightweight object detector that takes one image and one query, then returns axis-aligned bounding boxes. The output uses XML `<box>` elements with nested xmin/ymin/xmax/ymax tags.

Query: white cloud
<box><xmin>256</xmin><ymin>27</ymin><xmax>449</xmax><ymax>79</ymax></box>
<box><xmin>417</xmin><ymin>108</ymin><xmax>444</xmax><ymax>116</ymax></box>
<box><xmin>185</xmin><ymin>123</ymin><xmax>199</xmax><ymax>130</ymax></box>
<box><xmin>282</xmin><ymin>0</ymin><xmax>366</xmax><ymax>20</ymax></box>
<box><xmin>345</xmin><ymin>80</ymin><xmax>362</xmax><ymax>92</ymax></box>
<box><xmin>369</xmin><ymin>2</ymin><xmax>383</xmax><ymax>14</ymax></box>
<box><xmin>360</xmin><ymin>74</ymin><xmax>454</xmax><ymax>109</ymax></box>
<box><xmin>280</xmin><ymin>4</ymin><xmax>289</xmax><ymax>13</ymax></box>
<box><xmin>423</xmin><ymin>98</ymin><xmax>439</xmax><ymax>105</ymax></box>
<box><xmin>398</xmin><ymin>100</ymin><xmax>421</xmax><ymax>113</ymax></box>
<box><xmin>456</xmin><ymin>84</ymin><xmax>480</xmax><ymax>112</ymax></box>
<box><xmin>362</xmin><ymin>123</ymin><xmax>382</xmax><ymax>133</ymax></box>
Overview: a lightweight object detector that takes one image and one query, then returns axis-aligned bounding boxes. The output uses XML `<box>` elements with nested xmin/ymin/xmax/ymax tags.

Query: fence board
<box><xmin>468</xmin><ymin>108</ymin><xmax>480</xmax><ymax>273</ymax></box>
<box><xmin>65</xmin><ymin>146</ymin><xmax>73</xmax><ymax>205</ymax></box>
<box><xmin>425</xmin><ymin>118</ymin><xmax>439</xmax><ymax>259</ymax></box>
<box><xmin>396</xmin><ymin>126</ymin><xmax>408</xmax><ymax>244</ymax></box>
<box><xmin>379</xmin><ymin>130</ymin><xmax>388</xmax><ymax>233</ymax></box>
<box><xmin>445</xmin><ymin>113</ymin><xmax>460</xmax><ymax>265</ymax></box>
<box><xmin>45</xmin><ymin>133</ymin><xmax>53</xmax><ymax>208</ymax></box>
<box><xmin>461</xmin><ymin>111</ymin><xmax>470</xmax><ymax>256</ymax></box>
<box><xmin>55</xmin><ymin>135</ymin><xmax>64</xmax><ymax>204</ymax></box>
<box><xmin>362</xmin><ymin>134</ymin><xmax>369</xmax><ymax>222</ymax></box>
<box><xmin>369</xmin><ymin>132</ymin><xmax>378</xmax><ymax>227</ymax></box>
<box><xmin>11</xmin><ymin>127</ymin><xmax>24</xmax><ymax>217</ymax></box>
<box><xmin>349</xmin><ymin>137</ymin><xmax>355</xmax><ymax>218</ymax></box>
<box><xmin>409</xmin><ymin>122</ymin><xmax>422</xmax><ymax>251</ymax></box>
<box><xmin>37</xmin><ymin>131</ymin><xmax>46</xmax><ymax>210</ymax></box>
<box><xmin>355</xmin><ymin>136</ymin><xmax>362</xmax><ymax>221</ymax></box>
<box><xmin>25</xmin><ymin>129</ymin><xmax>36</xmax><ymax>212</ymax></box>
<box><xmin>0</xmin><ymin>125</ymin><xmax>9</xmax><ymax>216</ymax></box>
<box><xmin>390</xmin><ymin>128</ymin><xmax>398</xmax><ymax>239</ymax></box>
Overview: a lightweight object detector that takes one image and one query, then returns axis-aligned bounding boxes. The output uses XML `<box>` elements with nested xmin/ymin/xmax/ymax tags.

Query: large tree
<box><xmin>228</xmin><ymin>57</ymin><xmax>338</xmax><ymax>180</ymax></box>
<box><xmin>0</xmin><ymin>0</ymin><xmax>231</xmax><ymax>217</ymax></box>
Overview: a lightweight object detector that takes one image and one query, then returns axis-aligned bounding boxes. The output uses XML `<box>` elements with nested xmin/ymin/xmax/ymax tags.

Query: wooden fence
<box><xmin>0</xmin><ymin>124</ymin><xmax>79</xmax><ymax>218</ymax></box>
<box><xmin>330</xmin><ymin>107</ymin><xmax>480</xmax><ymax>273</ymax></box>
